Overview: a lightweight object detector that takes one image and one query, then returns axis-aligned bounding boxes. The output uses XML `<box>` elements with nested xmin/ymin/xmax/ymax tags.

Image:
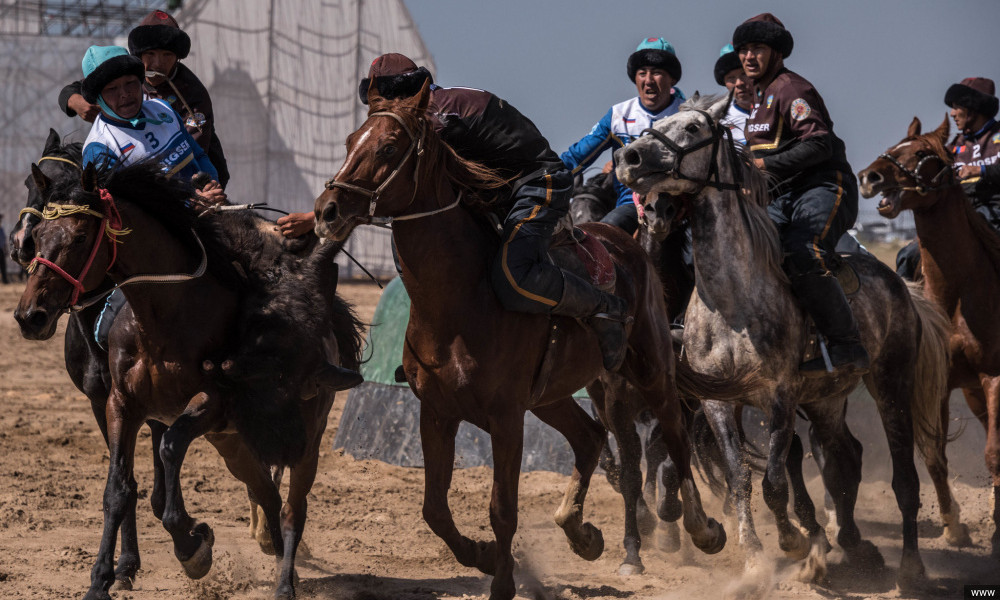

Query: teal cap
<box><xmin>636</xmin><ymin>37</ymin><xmax>676</xmax><ymax>54</ymax></box>
<box><xmin>719</xmin><ymin>43</ymin><xmax>735</xmax><ymax>57</ymax></box>
<box><xmin>82</xmin><ymin>45</ymin><xmax>130</xmax><ymax>78</ymax></box>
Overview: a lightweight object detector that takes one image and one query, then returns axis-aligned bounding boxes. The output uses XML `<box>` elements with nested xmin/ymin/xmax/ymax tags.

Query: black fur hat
<box><xmin>945</xmin><ymin>77</ymin><xmax>999</xmax><ymax>119</ymax></box>
<box><xmin>626</xmin><ymin>38</ymin><xmax>682</xmax><ymax>83</ymax></box>
<box><xmin>128</xmin><ymin>10</ymin><xmax>191</xmax><ymax>59</ymax></box>
<box><xmin>357</xmin><ymin>53</ymin><xmax>433</xmax><ymax>105</ymax></box>
<box><xmin>733</xmin><ymin>13</ymin><xmax>793</xmax><ymax>58</ymax></box>
<box><xmin>714</xmin><ymin>44</ymin><xmax>742</xmax><ymax>86</ymax></box>
<box><xmin>81</xmin><ymin>46</ymin><xmax>145</xmax><ymax>104</ymax></box>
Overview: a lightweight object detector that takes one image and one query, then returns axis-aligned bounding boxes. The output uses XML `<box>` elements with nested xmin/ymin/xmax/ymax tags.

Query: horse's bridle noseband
<box><xmin>324</xmin><ymin>110</ymin><xmax>428</xmax><ymax>224</ymax></box>
<box><xmin>876</xmin><ymin>145</ymin><xmax>955</xmax><ymax>195</ymax></box>
<box><xmin>639</xmin><ymin>108</ymin><xmax>744</xmax><ymax>194</ymax></box>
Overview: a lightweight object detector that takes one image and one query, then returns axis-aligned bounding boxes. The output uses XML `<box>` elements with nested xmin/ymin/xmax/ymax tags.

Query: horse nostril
<box><xmin>28</xmin><ymin>309</ymin><xmax>48</xmax><ymax>330</ymax></box>
<box><xmin>624</xmin><ymin>148</ymin><xmax>642</xmax><ymax>167</ymax></box>
<box><xmin>321</xmin><ymin>202</ymin><xmax>338</xmax><ymax>224</ymax></box>
<box><xmin>866</xmin><ymin>171</ymin><xmax>883</xmax><ymax>185</ymax></box>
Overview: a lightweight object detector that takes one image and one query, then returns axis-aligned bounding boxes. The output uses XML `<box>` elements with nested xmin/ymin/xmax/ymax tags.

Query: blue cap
<box><xmin>719</xmin><ymin>43</ymin><xmax>735</xmax><ymax>58</ymax></box>
<box><xmin>636</xmin><ymin>37</ymin><xmax>676</xmax><ymax>54</ymax></box>
<box><xmin>82</xmin><ymin>45</ymin><xmax>130</xmax><ymax>78</ymax></box>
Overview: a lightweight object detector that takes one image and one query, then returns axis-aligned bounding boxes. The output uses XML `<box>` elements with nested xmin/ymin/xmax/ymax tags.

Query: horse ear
<box><xmin>31</xmin><ymin>163</ymin><xmax>50</xmax><ymax>192</ymax></box>
<box><xmin>933</xmin><ymin>113</ymin><xmax>950</xmax><ymax>144</ymax></box>
<box><xmin>43</xmin><ymin>128</ymin><xmax>61</xmax><ymax>155</ymax></box>
<box><xmin>414</xmin><ymin>77</ymin><xmax>431</xmax><ymax>113</ymax></box>
<box><xmin>711</xmin><ymin>91</ymin><xmax>732</xmax><ymax>122</ymax></box>
<box><xmin>366</xmin><ymin>77</ymin><xmax>383</xmax><ymax>106</ymax></box>
<box><xmin>81</xmin><ymin>163</ymin><xmax>98</xmax><ymax>192</ymax></box>
<box><xmin>906</xmin><ymin>117</ymin><xmax>921</xmax><ymax>138</ymax></box>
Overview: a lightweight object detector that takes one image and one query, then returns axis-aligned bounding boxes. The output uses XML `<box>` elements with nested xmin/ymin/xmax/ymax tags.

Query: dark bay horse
<box><xmin>617</xmin><ymin>94</ymin><xmax>951</xmax><ymax>591</ymax></box>
<box><xmin>15</xmin><ymin>162</ymin><xmax>363</xmax><ymax>600</ymax></box>
<box><xmin>314</xmin><ymin>80</ymin><xmax>751</xmax><ymax>599</ymax></box>
<box><xmin>860</xmin><ymin>115</ymin><xmax>1000</xmax><ymax>557</ymax></box>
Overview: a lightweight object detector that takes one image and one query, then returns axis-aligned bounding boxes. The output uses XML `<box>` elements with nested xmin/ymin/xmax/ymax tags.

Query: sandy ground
<box><xmin>1</xmin><ymin>279</ymin><xmax>999</xmax><ymax>600</ymax></box>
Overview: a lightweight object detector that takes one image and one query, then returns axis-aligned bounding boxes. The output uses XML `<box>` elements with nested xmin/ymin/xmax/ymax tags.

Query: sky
<box><xmin>404</xmin><ymin>0</ymin><xmax>999</xmax><ymax>225</ymax></box>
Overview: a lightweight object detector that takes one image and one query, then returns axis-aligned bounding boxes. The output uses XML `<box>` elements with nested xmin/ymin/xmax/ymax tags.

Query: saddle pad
<box><xmin>573</xmin><ymin>229</ymin><xmax>615</xmax><ymax>290</ymax></box>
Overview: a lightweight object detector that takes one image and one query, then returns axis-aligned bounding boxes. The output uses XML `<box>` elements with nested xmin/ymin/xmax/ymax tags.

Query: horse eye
<box><xmin>73</xmin><ymin>233</ymin><xmax>88</xmax><ymax>245</ymax></box>
<box><xmin>381</xmin><ymin>144</ymin><xmax>397</xmax><ymax>157</ymax></box>
<box><xmin>685</xmin><ymin>123</ymin><xmax>699</xmax><ymax>134</ymax></box>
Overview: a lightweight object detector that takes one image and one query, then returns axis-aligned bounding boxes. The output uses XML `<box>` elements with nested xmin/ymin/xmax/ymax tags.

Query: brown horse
<box><xmin>313</xmin><ymin>80</ymin><xmax>750</xmax><ymax>599</ymax></box>
<box><xmin>860</xmin><ymin>115</ymin><xmax>1000</xmax><ymax>556</ymax></box>
<box><xmin>15</xmin><ymin>162</ymin><xmax>363</xmax><ymax>600</ymax></box>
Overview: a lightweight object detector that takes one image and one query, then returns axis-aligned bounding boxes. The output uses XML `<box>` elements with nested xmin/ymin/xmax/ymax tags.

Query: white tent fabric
<box><xmin>0</xmin><ymin>0</ymin><xmax>433</xmax><ymax>278</ymax></box>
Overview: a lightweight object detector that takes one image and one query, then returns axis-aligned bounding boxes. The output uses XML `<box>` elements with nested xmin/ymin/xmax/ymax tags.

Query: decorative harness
<box><xmin>21</xmin><ymin>188</ymin><xmax>207</xmax><ymax>311</ymax></box>
<box><xmin>323</xmin><ymin>110</ymin><xmax>463</xmax><ymax>225</ymax></box>
<box><xmin>639</xmin><ymin>108</ymin><xmax>745</xmax><ymax>194</ymax></box>
<box><xmin>877</xmin><ymin>144</ymin><xmax>956</xmax><ymax>195</ymax></box>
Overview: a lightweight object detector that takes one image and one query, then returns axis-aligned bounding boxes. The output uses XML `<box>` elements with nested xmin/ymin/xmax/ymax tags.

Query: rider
<box><xmin>896</xmin><ymin>77</ymin><xmax>1000</xmax><ymax>279</ymax></box>
<box><xmin>561</xmin><ymin>38</ymin><xmax>685</xmax><ymax>235</ymax></box>
<box><xmin>734</xmin><ymin>13</ymin><xmax>870</xmax><ymax>376</ymax></box>
<box><xmin>715</xmin><ymin>44</ymin><xmax>753</xmax><ymax>146</ymax></box>
<box><xmin>58</xmin><ymin>10</ymin><xmax>230</xmax><ymax>188</ymax></box>
<box><xmin>358</xmin><ymin>53</ymin><xmax>630</xmax><ymax>370</ymax></box>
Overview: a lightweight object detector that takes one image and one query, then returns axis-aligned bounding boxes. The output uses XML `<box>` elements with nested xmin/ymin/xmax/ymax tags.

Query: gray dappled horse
<box><xmin>616</xmin><ymin>93</ymin><xmax>951</xmax><ymax>591</ymax></box>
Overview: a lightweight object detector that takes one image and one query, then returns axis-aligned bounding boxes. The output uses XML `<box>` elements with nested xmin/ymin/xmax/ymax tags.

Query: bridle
<box><xmin>324</xmin><ymin>110</ymin><xmax>460</xmax><ymax>226</ymax></box>
<box><xmin>639</xmin><ymin>108</ymin><xmax>744</xmax><ymax>194</ymax></box>
<box><xmin>876</xmin><ymin>144</ymin><xmax>956</xmax><ymax>195</ymax></box>
<box><xmin>22</xmin><ymin>188</ymin><xmax>206</xmax><ymax>311</ymax></box>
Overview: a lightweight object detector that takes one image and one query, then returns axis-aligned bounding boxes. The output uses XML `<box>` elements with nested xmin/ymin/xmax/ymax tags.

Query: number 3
<box><xmin>145</xmin><ymin>132</ymin><xmax>159</xmax><ymax>149</ymax></box>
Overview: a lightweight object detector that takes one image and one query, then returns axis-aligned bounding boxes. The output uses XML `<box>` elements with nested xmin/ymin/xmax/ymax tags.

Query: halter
<box><xmin>324</xmin><ymin>110</ymin><xmax>432</xmax><ymax>224</ymax></box>
<box><xmin>639</xmin><ymin>108</ymin><xmax>744</xmax><ymax>194</ymax></box>
<box><xmin>876</xmin><ymin>146</ymin><xmax>956</xmax><ymax>195</ymax></box>
<box><xmin>38</xmin><ymin>155</ymin><xmax>82</xmax><ymax>171</ymax></box>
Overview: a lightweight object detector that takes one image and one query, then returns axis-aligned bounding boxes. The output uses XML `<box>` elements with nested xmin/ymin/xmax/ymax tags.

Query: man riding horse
<box><xmin>735</xmin><ymin>12</ymin><xmax>869</xmax><ymax>376</ymax></box>
<box><xmin>356</xmin><ymin>53</ymin><xmax>630</xmax><ymax>370</ymax></box>
<box><xmin>896</xmin><ymin>77</ymin><xmax>1000</xmax><ymax>279</ymax></box>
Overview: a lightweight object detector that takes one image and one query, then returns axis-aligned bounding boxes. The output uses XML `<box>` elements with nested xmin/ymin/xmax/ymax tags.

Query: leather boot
<box><xmin>789</xmin><ymin>272</ymin><xmax>870</xmax><ymax>378</ymax></box>
<box><xmin>553</xmin><ymin>270</ymin><xmax>631</xmax><ymax>371</ymax></box>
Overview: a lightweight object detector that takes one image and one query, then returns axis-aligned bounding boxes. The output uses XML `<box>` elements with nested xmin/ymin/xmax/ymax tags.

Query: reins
<box><xmin>24</xmin><ymin>188</ymin><xmax>207</xmax><ymax>311</ymax></box>
<box><xmin>877</xmin><ymin>147</ymin><xmax>957</xmax><ymax>195</ymax></box>
<box><xmin>640</xmin><ymin>108</ymin><xmax>744</xmax><ymax>194</ymax></box>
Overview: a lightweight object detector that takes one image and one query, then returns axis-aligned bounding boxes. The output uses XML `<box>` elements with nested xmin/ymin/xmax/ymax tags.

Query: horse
<box><xmin>15</xmin><ymin>161</ymin><xmax>363</xmax><ymax>600</ymax></box>
<box><xmin>313</xmin><ymin>79</ymin><xmax>755</xmax><ymax>599</ymax></box>
<box><xmin>616</xmin><ymin>93</ymin><xmax>951</xmax><ymax>590</ymax></box>
<box><xmin>859</xmin><ymin>115</ymin><xmax>1000</xmax><ymax>557</ymax></box>
<box><xmin>569</xmin><ymin>169</ymin><xmax>618</xmax><ymax>224</ymax></box>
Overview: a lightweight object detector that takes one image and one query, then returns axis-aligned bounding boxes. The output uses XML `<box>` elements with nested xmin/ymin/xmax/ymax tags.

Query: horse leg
<box><xmin>589</xmin><ymin>381</ymin><xmax>622</xmax><ymax>492</ymax></box>
<box><xmin>84</xmin><ymin>393</ymin><xmax>143</xmax><ymax>600</ymax></box>
<box><xmin>654</xmin><ymin>443</ymin><xmax>683</xmax><ymax>554</ymax></box>
<box><xmin>645</xmin><ymin>387</ymin><xmax>726</xmax><ymax>556</ymax></box>
<box><xmin>702</xmin><ymin>399</ymin><xmax>762</xmax><ymax>567</ymax></box>
<box><xmin>487</xmin><ymin>410</ymin><xmax>525</xmax><ymax>600</ymax></box>
<box><xmin>420</xmin><ymin>405</ymin><xmax>496</xmax><ymax>574</ymax></box>
<box><xmin>866</xmin><ymin>370</ymin><xmax>924</xmax><ymax>588</ymax></box>
<box><xmin>606</xmin><ymin>398</ymin><xmax>647</xmax><ymax>575</ymax></box>
<box><xmin>159</xmin><ymin>392</ymin><xmax>227</xmax><ymax>579</ymax></box>
<box><xmin>925</xmin><ymin>389</ymin><xmax>970</xmax><ymax>546</ymax></box>
<box><xmin>531</xmin><ymin>398</ymin><xmax>606</xmax><ymax>562</ymax></box>
<box><xmin>760</xmin><ymin>396</ymin><xmax>810</xmax><ymax>562</ymax></box>
<box><xmin>784</xmin><ymin>414</ymin><xmax>832</xmax><ymax>583</ymax></box>
<box><xmin>975</xmin><ymin>377</ymin><xmax>1000</xmax><ymax>560</ymax></box>
<box><xmin>640</xmin><ymin>418</ymin><xmax>667</xmax><ymax>536</ymax></box>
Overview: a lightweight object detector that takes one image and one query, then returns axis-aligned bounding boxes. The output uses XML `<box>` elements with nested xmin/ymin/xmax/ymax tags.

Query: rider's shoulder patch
<box><xmin>790</xmin><ymin>98</ymin><xmax>811</xmax><ymax>121</ymax></box>
<box><xmin>992</xmin><ymin>132</ymin><xmax>1000</xmax><ymax>145</ymax></box>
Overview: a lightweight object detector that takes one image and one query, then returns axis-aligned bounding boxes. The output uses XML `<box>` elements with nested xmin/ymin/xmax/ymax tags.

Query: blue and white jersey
<box><xmin>561</xmin><ymin>90</ymin><xmax>685</xmax><ymax>206</ymax></box>
<box><xmin>721</xmin><ymin>100</ymin><xmax>750</xmax><ymax>146</ymax></box>
<box><xmin>83</xmin><ymin>99</ymin><xmax>217</xmax><ymax>182</ymax></box>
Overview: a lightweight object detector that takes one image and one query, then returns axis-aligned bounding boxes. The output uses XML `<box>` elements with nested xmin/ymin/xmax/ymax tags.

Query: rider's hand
<box><xmin>753</xmin><ymin>157</ymin><xmax>766</xmax><ymax>170</ymax></box>
<box><xmin>277</xmin><ymin>212</ymin><xmax>316</xmax><ymax>238</ymax></box>
<box><xmin>957</xmin><ymin>164</ymin><xmax>983</xmax><ymax>179</ymax></box>
<box><xmin>195</xmin><ymin>180</ymin><xmax>227</xmax><ymax>205</ymax></box>
<box><xmin>67</xmin><ymin>93</ymin><xmax>100</xmax><ymax>123</ymax></box>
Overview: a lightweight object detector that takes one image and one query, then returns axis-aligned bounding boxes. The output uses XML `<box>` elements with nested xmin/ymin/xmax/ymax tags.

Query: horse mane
<box><xmin>918</xmin><ymin>130</ymin><xmax>1000</xmax><ymax>275</ymax></box>
<box><xmin>679</xmin><ymin>95</ymin><xmax>787</xmax><ymax>282</ymax></box>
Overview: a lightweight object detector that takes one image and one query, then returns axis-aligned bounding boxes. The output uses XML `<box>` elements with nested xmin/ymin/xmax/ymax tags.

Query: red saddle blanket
<box><xmin>552</xmin><ymin>227</ymin><xmax>616</xmax><ymax>290</ymax></box>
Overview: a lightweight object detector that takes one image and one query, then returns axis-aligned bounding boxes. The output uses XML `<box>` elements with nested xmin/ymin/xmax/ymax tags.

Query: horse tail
<box><xmin>906</xmin><ymin>280</ymin><xmax>952</xmax><ymax>460</ymax></box>
<box><xmin>688</xmin><ymin>405</ymin><xmax>767</xmax><ymax>500</ymax></box>
<box><xmin>675</xmin><ymin>360</ymin><xmax>759</xmax><ymax>403</ymax></box>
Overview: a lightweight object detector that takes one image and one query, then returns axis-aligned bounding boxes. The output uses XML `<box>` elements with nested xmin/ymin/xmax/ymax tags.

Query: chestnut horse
<box><xmin>617</xmin><ymin>94</ymin><xmax>951</xmax><ymax>590</ymax></box>
<box><xmin>860</xmin><ymin>115</ymin><xmax>1000</xmax><ymax>557</ymax></box>
<box><xmin>314</xmin><ymin>81</ymin><xmax>751</xmax><ymax>599</ymax></box>
<box><xmin>15</xmin><ymin>162</ymin><xmax>363</xmax><ymax>600</ymax></box>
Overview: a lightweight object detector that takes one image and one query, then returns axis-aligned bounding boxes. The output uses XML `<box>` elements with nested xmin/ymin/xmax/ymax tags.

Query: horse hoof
<box><xmin>619</xmin><ymin>561</ymin><xmax>645</xmax><ymax>576</ymax></box>
<box><xmin>109</xmin><ymin>576</ymin><xmax>133</xmax><ymax>591</ymax></box>
<box><xmin>779</xmin><ymin>529</ymin><xmax>810</xmax><ymax>561</ymax></box>
<box><xmin>844</xmin><ymin>539</ymin><xmax>884</xmax><ymax>573</ymax></box>
<box><xmin>569</xmin><ymin>522</ymin><xmax>604</xmax><ymax>561</ymax></box>
<box><xmin>657</xmin><ymin>521</ymin><xmax>681</xmax><ymax>553</ymax></box>
<box><xmin>179</xmin><ymin>524</ymin><xmax>215</xmax><ymax>580</ymax></box>
<box><xmin>276</xmin><ymin>581</ymin><xmax>295</xmax><ymax>600</ymax></box>
<box><xmin>693</xmin><ymin>518</ymin><xmax>727</xmax><ymax>555</ymax></box>
<box><xmin>945</xmin><ymin>523</ymin><xmax>973</xmax><ymax>547</ymax></box>
<box><xmin>896</xmin><ymin>551</ymin><xmax>927</xmax><ymax>591</ymax></box>
<box><xmin>83</xmin><ymin>590</ymin><xmax>113</xmax><ymax>600</ymax></box>
<box><xmin>657</xmin><ymin>494</ymin><xmax>683</xmax><ymax>523</ymax></box>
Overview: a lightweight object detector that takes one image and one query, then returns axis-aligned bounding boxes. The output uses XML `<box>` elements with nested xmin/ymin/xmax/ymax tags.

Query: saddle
<box><xmin>550</xmin><ymin>225</ymin><xmax>616</xmax><ymax>293</ymax></box>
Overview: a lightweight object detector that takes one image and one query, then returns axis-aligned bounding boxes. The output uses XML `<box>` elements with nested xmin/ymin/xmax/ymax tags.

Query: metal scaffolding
<box><xmin>0</xmin><ymin>0</ymin><xmax>166</xmax><ymax>37</ymax></box>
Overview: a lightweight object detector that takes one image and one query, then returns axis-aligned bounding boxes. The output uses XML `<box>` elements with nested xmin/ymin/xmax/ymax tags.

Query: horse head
<box><xmin>314</xmin><ymin>78</ymin><xmax>434</xmax><ymax>241</ymax></box>
<box><xmin>12</xmin><ymin>129</ymin><xmax>83</xmax><ymax>266</ymax></box>
<box><xmin>15</xmin><ymin>163</ymin><xmax>116</xmax><ymax>340</ymax></box>
<box><xmin>858</xmin><ymin>115</ymin><xmax>953</xmax><ymax>219</ymax></box>
<box><xmin>615</xmin><ymin>93</ymin><xmax>732</xmax><ymax>238</ymax></box>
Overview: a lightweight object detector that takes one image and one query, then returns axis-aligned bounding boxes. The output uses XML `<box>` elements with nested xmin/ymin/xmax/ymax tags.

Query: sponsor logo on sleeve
<box><xmin>992</xmin><ymin>133</ymin><xmax>1000</xmax><ymax>145</ymax></box>
<box><xmin>790</xmin><ymin>98</ymin><xmax>811</xmax><ymax>121</ymax></box>
<box><xmin>766</xmin><ymin>95</ymin><xmax>774</xmax><ymax>109</ymax></box>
